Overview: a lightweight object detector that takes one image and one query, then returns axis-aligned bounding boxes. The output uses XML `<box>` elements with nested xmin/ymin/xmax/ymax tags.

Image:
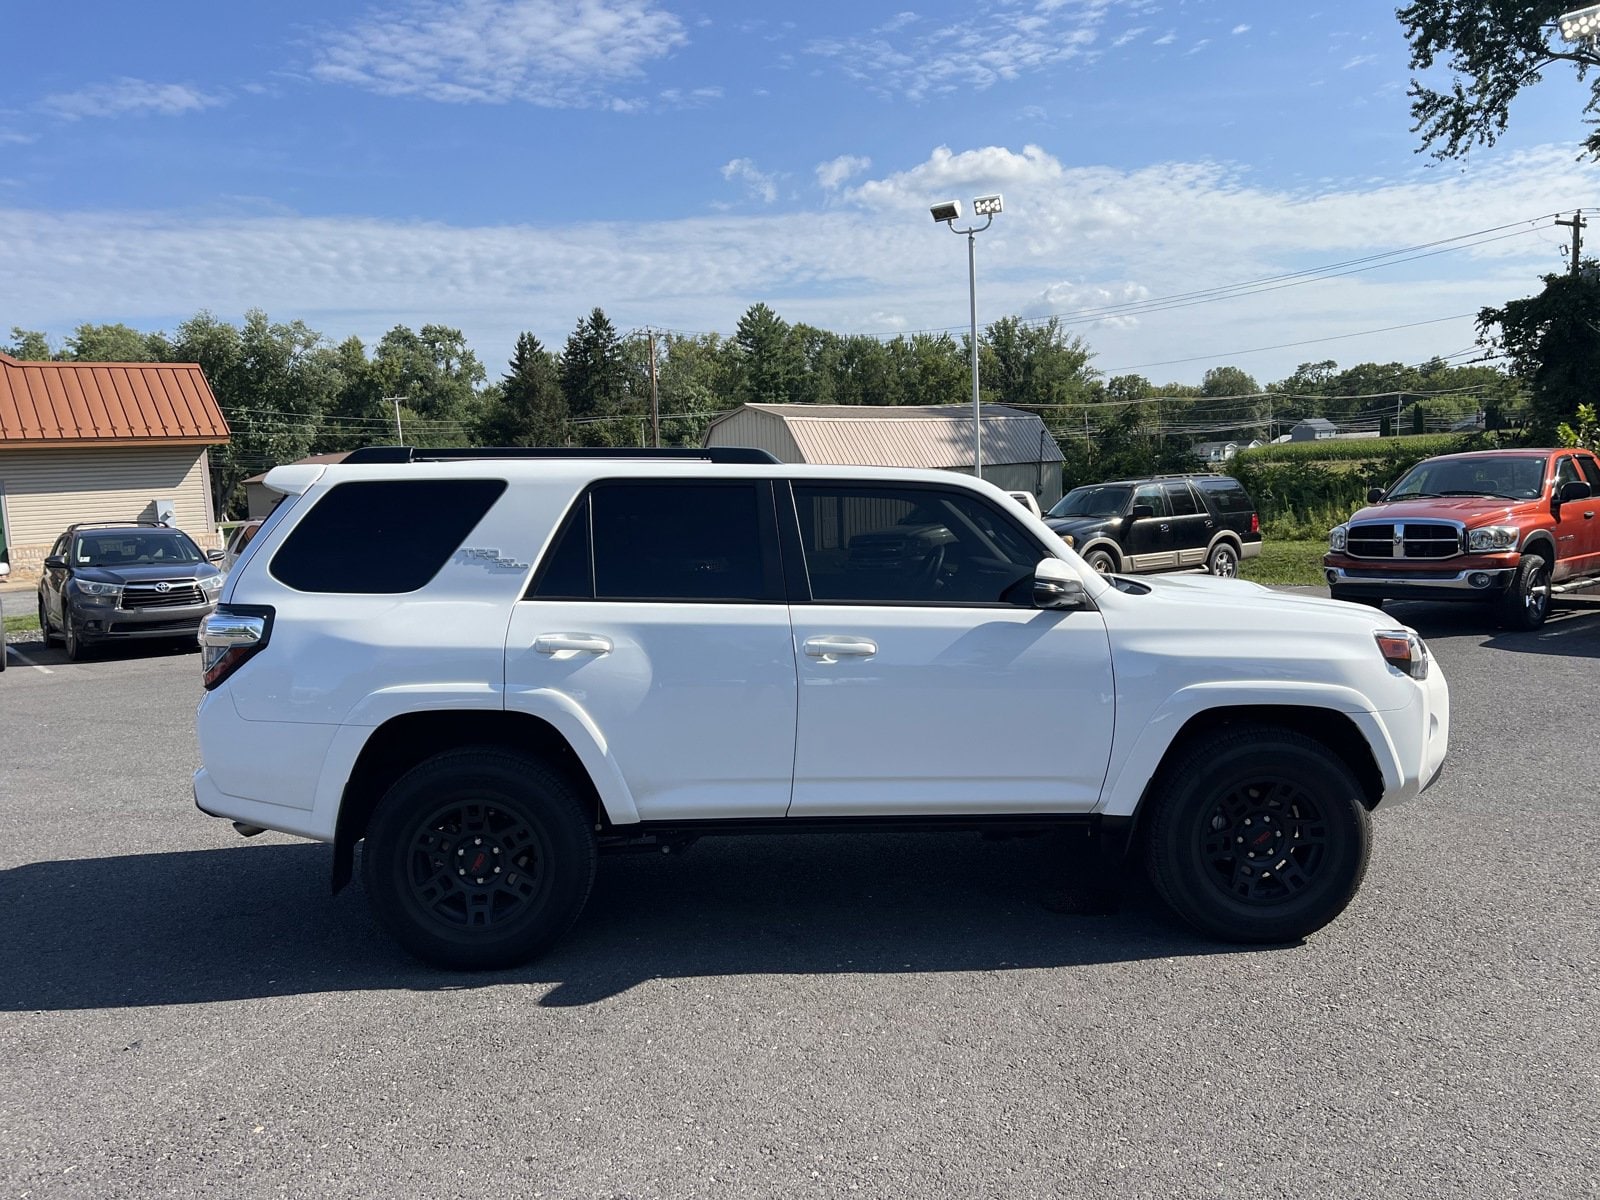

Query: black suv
<box><xmin>1044</xmin><ymin>474</ymin><xmax>1262</xmax><ymax>577</ymax></box>
<box><xmin>37</xmin><ymin>521</ymin><xmax>225</xmax><ymax>660</ymax></box>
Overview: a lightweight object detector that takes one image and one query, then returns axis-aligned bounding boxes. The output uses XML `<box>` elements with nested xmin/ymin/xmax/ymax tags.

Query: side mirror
<box><xmin>1130</xmin><ymin>503</ymin><xmax>1155</xmax><ymax>520</ymax></box>
<box><xmin>1033</xmin><ymin>558</ymin><xmax>1090</xmax><ymax>610</ymax></box>
<box><xmin>1367</xmin><ymin>487</ymin><xmax>1386</xmax><ymax>503</ymax></box>
<box><xmin>1556</xmin><ymin>479</ymin><xmax>1592</xmax><ymax>505</ymax></box>
<box><xmin>206</xmin><ymin>549</ymin><xmax>226</xmax><ymax>562</ymax></box>
<box><xmin>44</xmin><ymin>554</ymin><xmax>66</xmax><ymax>570</ymax></box>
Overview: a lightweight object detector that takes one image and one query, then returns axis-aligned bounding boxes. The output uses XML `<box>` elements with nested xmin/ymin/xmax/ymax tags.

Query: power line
<box><xmin>1098</xmin><ymin>313</ymin><xmax>1477</xmax><ymax>374</ymax></box>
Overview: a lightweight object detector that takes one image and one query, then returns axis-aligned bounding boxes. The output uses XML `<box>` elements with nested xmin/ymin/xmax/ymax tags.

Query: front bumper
<box><xmin>72</xmin><ymin>599</ymin><xmax>216</xmax><ymax>640</ymax></box>
<box><xmin>1323</xmin><ymin>560</ymin><xmax>1515</xmax><ymax>601</ymax></box>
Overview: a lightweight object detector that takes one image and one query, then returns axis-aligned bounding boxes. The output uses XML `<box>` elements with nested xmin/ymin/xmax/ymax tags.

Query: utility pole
<box><xmin>382</xmin><ymin>395</ymin><xmax>406</xmax><ymax>444</ymax></box>
<box><xmin>648</xmin><ymin>329</ymin><xmax>660</xmax><ymax>448</ymax></box>
<box><xmin>1557</xmin><ymin>210</ymin><xmax>1586</xmax><ymax>276</ymax></box>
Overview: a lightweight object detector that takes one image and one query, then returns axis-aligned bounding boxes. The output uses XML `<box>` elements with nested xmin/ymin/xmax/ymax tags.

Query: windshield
<box><xmin>1048</xmin><ymin>485</ymin><xmax>1131</xmax><ymax>519</ymax></box>
<box><xmin>1385</xmin><ymin>456</ymin><xmax>1546</xmax><ymax>502</ymax></box>
<box><xmin>72</xmin><ymin>531</ymin><xmax>204</xmax><ymax>567</ymax></box>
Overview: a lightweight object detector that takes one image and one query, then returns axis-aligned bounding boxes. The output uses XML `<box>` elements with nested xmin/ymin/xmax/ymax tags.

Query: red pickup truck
<box><xmin>1323</xmin><ymin>447</ymin><xmax>1600</xmax><ymax>629</ymax></box>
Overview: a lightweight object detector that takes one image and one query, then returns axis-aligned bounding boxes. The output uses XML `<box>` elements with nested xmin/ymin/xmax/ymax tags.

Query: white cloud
<box><xmin>36</xmin><ymin>79</ymin><xmax>224</xmax><ymax>121</ymax></box>
<box><xmin>1153</xmin><ymin>30</ymin><xmax>1176</xmax><ymax>46</ymax></box>
<box><xmin>1111</xmin><ymin>26</ymin><xmax>1147</xmax><ymax>48</ymax></box>
<box><xmin>0</xmin><ymin>143</ymin><xmax>1587</xmax><ymax>385</ymax></box>
<box><xmin>1343</xmin><ymin>54</ymin><xmax>1379</xmax><ymax>69</ymax></box>
<box><xmin>1232</xmin><ymin>24</ymin><xmax>1250</xmax><ymax>35</ymax></box>
<box><xmin>804</xmin><ymin>0</ymin><xmax>1144</xmax><ymax>99</ymax></box>
<box><xmin>817</xmin><ymin>155</ymin><xmax>872</xmax><ymax>190</ymax></box>
<box><xmin>311</xmin><ymin>0</ymin><xmax>688</xmax><ymax>108</ymax></box>
<box><xmin>722</xmin><ymin>157</ymin><xmax>778</xmax><ymax>204</ymax></box>
<box><xmin>1185</xmin><ymin>38</ymin><xmax>1212</xmax><ymax>56</ymax></box>
<box><xmin>0</xmin><ymin>131</ymin><xmax>37</xmax><ymax>145</ymax></box>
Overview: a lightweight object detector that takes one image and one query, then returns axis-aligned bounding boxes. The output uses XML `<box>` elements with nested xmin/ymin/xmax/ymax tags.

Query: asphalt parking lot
<box><xmin>3</xmin><ymin>597</ymin><xmax>1599</xmax><ymax>1199</ymax></box>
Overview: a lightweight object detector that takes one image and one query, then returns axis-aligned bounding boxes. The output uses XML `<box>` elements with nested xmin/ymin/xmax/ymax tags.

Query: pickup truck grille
<box><xmin>122</xmin><ymin>581</ymin><xmax>204</xmax><ymax>608</ymax></box>
<box><xmin>1345</xmin><ymin>522</ymin><xmax>1461</xmax><ymax>560</ymax></box>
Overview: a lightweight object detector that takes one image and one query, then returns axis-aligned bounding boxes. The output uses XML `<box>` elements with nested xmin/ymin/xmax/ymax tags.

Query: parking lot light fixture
<box><xmin>1559</xmin><ymin>4</ymin><xmax>1600</xmax><ymax>41</ymax></box>
<box><xmin>931</xmin><ymin>193</ymin><xmax>1004</xmax><ymax>479</ymax></box>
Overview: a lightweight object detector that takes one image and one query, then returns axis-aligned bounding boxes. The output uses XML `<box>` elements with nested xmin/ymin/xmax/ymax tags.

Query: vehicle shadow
<box><xmin>1388</xmin><ymin>598</ymin><xmax>1600</xmax><ymax>658</ymax></box>
<box><xmin>0</xmin><ymin>833</ymin><xmax>1259</xmax><ymax>1012</ymax></box>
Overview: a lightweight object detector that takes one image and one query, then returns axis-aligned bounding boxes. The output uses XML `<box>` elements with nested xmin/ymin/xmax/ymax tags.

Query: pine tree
<box><xmin>482</xmin><ymin>333</ymin><xmax>568</xmax><ymax>446</ymax></box>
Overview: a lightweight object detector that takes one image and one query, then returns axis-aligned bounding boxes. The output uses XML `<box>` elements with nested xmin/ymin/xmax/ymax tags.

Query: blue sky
<box><xmin>3</xmin><ymin>0</ymin><xmax>1596</xmax><ymax>385</ymax></box>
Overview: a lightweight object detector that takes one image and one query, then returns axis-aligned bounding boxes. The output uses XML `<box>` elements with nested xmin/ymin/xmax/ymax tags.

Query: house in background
<box><xmin>704</xmin><ymin>403</ymin><xmax>1067</xmax><ymax>509</ymax></box>
<box><xmin>1193</xmin><ymin>438</ymin><xmax>1266</xmax><ymax>464</ymax></box>
<box><xmin>1288</xmin><ymin>417</ymin><xmax>1339</xmax><ymax>442</ymax></box>
<box><xmin>241</xmin><ymin>451</ymin><xmax>350</xmax><ymax>518</ymax></box>
<box><xmin>0</xmin><ymin>352</ymin><xmax>230</xmax><ymax>582</ymax></box>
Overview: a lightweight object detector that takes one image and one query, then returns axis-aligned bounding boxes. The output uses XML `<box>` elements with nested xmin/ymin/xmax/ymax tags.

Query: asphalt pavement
<box><xmin>1</xmin><ymin>597</ymin><xmax>1598</xmax><ymax>1198</ymax></box>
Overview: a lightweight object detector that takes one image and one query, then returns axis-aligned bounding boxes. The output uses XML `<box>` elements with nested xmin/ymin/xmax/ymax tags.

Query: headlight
<box><xmin>1060</xmin><ymin>532</ymin><xmax>1076</xmax><ymax>548</ymax></box>
<box><xmin>1466</xmin><ymin>525</ymin><xmax>1518</xmax><ymax>552</ymax></box>
<box><xmin>73</xmin><ymin>579</ymin><xmax>121</xmax><ymax>598</ymax></box>
<box><xmin>1328</xmin><ymin>525</ymin><xmax>1348</xmax><ymax>552</ymax></box>
<box><xmin>1375</xmin><ymin>630</ymin><xmax>1429</xmax><ymax>680</ymax></box>
<box><xmin>199</xmin><ymin>574</ymin><xmax>225</xmax><ymax>593</ymax></box>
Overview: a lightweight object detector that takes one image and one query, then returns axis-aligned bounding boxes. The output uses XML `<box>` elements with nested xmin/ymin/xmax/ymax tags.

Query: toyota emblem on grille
<box><xmin>154</xmin><ymin>581</ymin><xmax>173</xmax><ymax>592</ymax></box>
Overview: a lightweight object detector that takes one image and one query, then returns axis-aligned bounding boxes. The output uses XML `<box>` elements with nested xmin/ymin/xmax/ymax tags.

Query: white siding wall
<box><xmin>704</xmin><ymin>410</ymin><xmax>804</xmax><ymax>462</ymax></box>
<box><xmin>0</xmin><ymin>446</ymin><xmax>218</xmax><ymax>577</ymax></box>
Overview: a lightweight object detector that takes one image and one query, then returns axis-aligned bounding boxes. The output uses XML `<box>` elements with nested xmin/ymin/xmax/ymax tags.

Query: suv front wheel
<box><xmin>1144</xmin><ymin>727</ymin><xmax>1371</xmax><ymax>943</ymax></box>
<box><xmin>362</xmin><ymin>748</ymin><xmax>598</xmax><ymax>970</ymax></box>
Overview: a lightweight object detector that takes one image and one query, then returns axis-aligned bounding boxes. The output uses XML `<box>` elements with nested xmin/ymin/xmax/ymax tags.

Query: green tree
<box><xmin>560</xmin><ymin>308</ymin><xmax>632</xmax><ymax>446</ymax></box>
<box><xmin>1478</xmin><ymin>265</ymin><xmax>1600</xmax><ymax>439</ymax></box>
<box><xmin>654</xmin><ymin>332</ymin><xmax>735</xmax><ymax>446</ymax></box>
<box><xmin>980</xmin><ymin>316</ymin><xmax>1098</xmax><ymax>410</ymax></box>
<box><xmin>1399</xmin><ymin>1</ymin><xmax>1600</xmax><ymax>159</ymax></box>
<box><xmin>371</xmin><ymin>324</ymin><xmax>485</xmax><ymax>444</ymax></box>
<box><xmin>1200</xmin><ymin>366</ymin><xmax>1259</xmax><ymax>397</ymax></box>
<box><xmin>64</xmin><ymin>322</ymin><xmax>164</xmax><ymax>362</ymax></box>
<box><xmin>5</xmin><ymin>328</ymin><xmax>53</xmax><ymax>359</ymax></box>
<box><xmin>480</xmin><ymin>333</ymin><xmax>567</xmax><ymax>446</ymax></box>
<box><xmin>733</xmin><ymin>303</ymin><xmax>804</xmax><ymax>405</ymax></box>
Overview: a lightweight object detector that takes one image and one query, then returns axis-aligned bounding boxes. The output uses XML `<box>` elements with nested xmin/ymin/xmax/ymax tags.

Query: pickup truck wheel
<box><xmin>362</xmin><ymin>749</ymin><xmax>597</xmax><ymax>970</ymax></box>
<box><xmin>1145</xmin><ymin>728</ymin><xmax>1371</xmax><ymax>944</ymax></box>
<box><xmin>1083</xmin><ymin>548</ymin><xmax>1118</xmax><ymax>574</ymax></box>
<box><xmin>1498</xmin><ymin>553</ymin><xmax>1550</xmax><ymax>631</ymax></box>
<box><xmin>1206</xmin><ymin>543</ymin><xmax>1239</xmax><ymax>578</ymax></box>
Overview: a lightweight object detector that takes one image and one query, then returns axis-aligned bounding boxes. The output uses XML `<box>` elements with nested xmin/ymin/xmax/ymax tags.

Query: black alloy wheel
<box><xmin>362</xmin><ymin>748</ymin><xmax>597</xmax><ymax>970</ymax></box>
<box><xmin>1145</xmin><ymin>727</ymin><xmax>1371</xmax><ymax>943</ymax></box>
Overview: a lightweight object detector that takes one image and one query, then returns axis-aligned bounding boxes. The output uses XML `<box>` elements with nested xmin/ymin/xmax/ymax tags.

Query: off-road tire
<box><xmin>1145</xmin><ymin>726</ymin><xmax>1372</xmax><ymax>944</ymax></box>
<box><xmin>362</xmin><ymin>748</ymin><xmax>597</xmax><ymax>970</ymax></box>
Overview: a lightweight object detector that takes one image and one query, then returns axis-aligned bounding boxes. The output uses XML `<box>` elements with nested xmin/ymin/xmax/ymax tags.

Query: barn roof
<box><xmin>0</xmin><ymin>352</ymin><xmax>230</xmax><ymax>448</ymax></box>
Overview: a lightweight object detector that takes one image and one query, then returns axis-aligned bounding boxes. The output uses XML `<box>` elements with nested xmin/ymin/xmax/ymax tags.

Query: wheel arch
<box><xmin>1078</xmin><ymin>538</ymin><xmax>1124</xmax><ymax>571</ymax></box>
<box><xmin>1522</xmin><ymin>530</ymin><xmax>1557</xmax><ymax>564</ymax></box>
<box><xmin>331</xmin><ymin>709</ymin><xmax>614</xmax><ymax>894</ymax></box>
<box><xmin>1105</xmin><ymin>702</ymin><xmax>1388</xmax><ymax>858</ymax></box>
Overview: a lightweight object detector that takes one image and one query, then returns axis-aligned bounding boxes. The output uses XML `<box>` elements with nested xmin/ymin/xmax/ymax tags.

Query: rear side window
<box><xmin>1580</xmin><ymin>455</ymin><xmax>1600</xmax><ymax>491</ymax></box>
<box><xmin>1198</xmin><ymin>478</ymin><xmax>1255</xmax><ymax>513</ymax></box>
<box><xmin>271</xmin><ymin>479</ymin><xmax>507</xmax><ymax>594</ymax></box>
<box><xmin>1164</xmin><ymin>482</ymin><xmax>1200</xmax><ymax>516</ymax></box>
<box><xmin>528</xmin><ymin>482</ymin><xmax>778</xmax><ymax>603</ymax></box>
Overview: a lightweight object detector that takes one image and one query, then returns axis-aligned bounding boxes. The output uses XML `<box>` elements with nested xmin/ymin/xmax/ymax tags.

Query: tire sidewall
<box><xmin>362</xmin><ymin>751</ymin><xmax>596</xmax><ymax>970</ymax></box>
<box><xmin>1147</xmin><ymin>735</ymin><xmax>1371</xmax><ymax>943</ymax></box>
<box><xmin>1207</xmin><ymin>543</ymin><xmax>1239</xmax><ymax>577</ymax></box>
<box><xmin>1500</xmin><ymin>553</ymin><xmax>1549</xmax><ymax>630</ymax></box>
<box><xmin>1084</xmin><ymin>548</ymin><xmax>1117</xmax><ymax>574</ymax></box>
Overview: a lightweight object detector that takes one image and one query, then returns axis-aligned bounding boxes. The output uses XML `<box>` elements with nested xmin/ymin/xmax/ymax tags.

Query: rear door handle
<box><xmin>803</xmin><ymin>636</ymin><xmax>878</xmax><ymax>661</ymax></box>
<box><xmin>534</xmin><ymin>634</ymin><xmax>612</xmax><ymax>656</ymax></box>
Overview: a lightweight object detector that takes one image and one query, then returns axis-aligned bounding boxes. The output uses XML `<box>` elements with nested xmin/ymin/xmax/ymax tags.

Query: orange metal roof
<box><xmin>0</xmin><ymin>352</ymin><xmax>230</xmax><ymax>447</ymax></box>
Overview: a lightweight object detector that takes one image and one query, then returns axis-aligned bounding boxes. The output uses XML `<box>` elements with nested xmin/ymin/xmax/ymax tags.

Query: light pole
<box><xmin>381</xmin><ymin>395</ymin><xmax>406</xmax><ymax>444</ymax></box>
<box><xmin>931</xmin><ymin>194</ymin><xmax>1003</xmax><ymax>479</ymax></box>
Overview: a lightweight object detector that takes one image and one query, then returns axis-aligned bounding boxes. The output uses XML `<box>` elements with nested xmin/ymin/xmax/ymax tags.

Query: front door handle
<box><xmin>534</xmin><ymin>633</ymin><xmax>612</xmax><ymax>656</ymax></box>
<box><xmin>803</xmin><ymin>636</ymin><xmax>878</xmax><ymax>662</ymax></box>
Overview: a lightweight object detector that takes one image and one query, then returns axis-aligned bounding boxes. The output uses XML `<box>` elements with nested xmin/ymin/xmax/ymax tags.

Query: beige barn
<box><xmin>0</xmin><ymin>352</ymin><xmax>230</xmax><ymax>582</ymax></box>
<box><xmin>704</xmin><ymin>403</ymin><xmax>1065</xmax><ymax>507</ymax></box>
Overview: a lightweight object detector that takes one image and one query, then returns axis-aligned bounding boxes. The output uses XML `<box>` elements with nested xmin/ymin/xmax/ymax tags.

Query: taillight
<box><xmin>1374</xmin><ymin>630</ymin><xmax>1429</xmax><ymax>680</ymax></box>
<box><xmin>1250</xmin><ymin>512</ymin><xmax>1260</xmax><ymax>533</ymax></box>
<box><xmin>201</xmin><ymin>605</ymin><xmax>274</xmax><ymax>689</ymax></box>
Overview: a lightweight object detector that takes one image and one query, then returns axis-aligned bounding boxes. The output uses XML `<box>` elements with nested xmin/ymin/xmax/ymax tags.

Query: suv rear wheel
<box><xmin>1206</xmin><ymin>542</ymin><xmax>1239</xmax><ymax>578</ymax></box>
<box><xmin>362</xmin><ymin>748</ymin><xmax>597</xmax><ymax>970</ymax></box>
<box><xmin>1145</xmin><ymin>727</ymin><xmax>1371</xmax><ymax>943</ymax></box>
<box><xmin>1082</xmin><ymin>547</ymin><xmax>1118</xmax><ymax>574</ymax></box>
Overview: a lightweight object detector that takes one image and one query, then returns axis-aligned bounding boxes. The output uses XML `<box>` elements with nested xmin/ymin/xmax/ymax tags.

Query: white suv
<box><xmin>195</xmin><ymin>447</ymin><xmax>1450</xmax><ymax>969</ymax></box>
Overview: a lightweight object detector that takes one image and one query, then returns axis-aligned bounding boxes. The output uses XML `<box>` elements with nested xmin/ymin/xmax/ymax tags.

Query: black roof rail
<box><xmin>66</xmin><ymin>519</ymin><xmax>171</xmax><ymax>531</ymax></box>
<box><xmin>339</xmin><ymin>445</ymin><xmax>781</xmax><ymax>466</ymax></box>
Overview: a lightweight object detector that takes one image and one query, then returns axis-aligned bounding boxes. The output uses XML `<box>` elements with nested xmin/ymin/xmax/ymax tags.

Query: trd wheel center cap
<box><xmin>451</xmin><ymin>838</ymin><xmax>504</xmax><ymax>885</ymax></box>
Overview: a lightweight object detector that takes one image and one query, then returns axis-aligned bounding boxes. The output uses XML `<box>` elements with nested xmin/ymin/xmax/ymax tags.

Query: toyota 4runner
<box><xmin>195</xmin><ymin>447</ymin><xmax>1449</xmax><ymax>970</ymax></box>
<box><xmin>1324</xmin><ymin>448</ymin><xmax>1600</xmax><ymax>629</ymax></box>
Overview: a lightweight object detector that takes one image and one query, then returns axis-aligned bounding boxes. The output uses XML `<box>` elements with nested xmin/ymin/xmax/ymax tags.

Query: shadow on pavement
<box><xmin>0</xmin><ymin>832</ymin><xmax>1256</xmax><ymax>1012</ymax></box>
<box><xmin>1389</xmin><ymin>598</ymin><xmax>1600</xmax><ymax>658</ymax></box>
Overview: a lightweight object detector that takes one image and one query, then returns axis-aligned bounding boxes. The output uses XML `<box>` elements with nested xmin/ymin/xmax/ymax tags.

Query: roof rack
<box><xmin>66</xmin><ymin>519</ymin><xmax>171</xmax><ymax>531</ymax></box>
<box><xmin>340</xmin><ymin>446</ymin><xmax>781</xmax><ymax>466</ymax></box>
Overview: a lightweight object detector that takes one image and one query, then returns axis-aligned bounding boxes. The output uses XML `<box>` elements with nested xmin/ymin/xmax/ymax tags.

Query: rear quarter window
<box><xmin>1197</xmin><ymin>478</ymin><xmax>1255</xmax><ymax>513</ymax></box>
<box><xmin>270</xmin><ymin>478</ymin><xmax>507</xmax><ymax>594</ymax></box>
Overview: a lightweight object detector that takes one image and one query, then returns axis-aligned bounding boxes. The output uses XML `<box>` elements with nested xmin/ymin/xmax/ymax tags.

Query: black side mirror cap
<box><xmin>1556</xmin><ymin>479</ymin><xmax>1592</xmax><ymax>504</ymax></box>
<box><xmin>1130</xmin><ymin>504</ymin><xmax>1155</xmax><ymax>520</ymax></box>
<box><xmin>1366</xmin><ymin>487</ymin><xmax>1385</xmax><ymax>503</ymax></box>
<box><xmin>43</xmin><ymin>554</ymin><xmax>66</xmax><ymax>569</ymax></box>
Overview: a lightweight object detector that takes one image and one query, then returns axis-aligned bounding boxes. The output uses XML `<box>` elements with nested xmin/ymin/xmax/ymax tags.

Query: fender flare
<box><xmin>1096</xmin><ymin>681</ymin><xmax>1403</xmax><ymax>818</ymax></box>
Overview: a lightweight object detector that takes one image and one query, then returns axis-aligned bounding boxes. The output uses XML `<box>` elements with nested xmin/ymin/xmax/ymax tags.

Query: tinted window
<box><xmin>590</xmin><ymin>483</ymin><xmax>772</xmax><ymax>602</ymax></box>
<box><xmin>271</xmin><ymin>479</ymin><xmax>506</xmax><ymax>594</ymax></box>
<box><xmin>1164</xmin><ymin>482</ymin><xmax>1200</xmax><ymax>516</ymax></box>
<box><xmin>528</xmin><ymin>496</ymin><xmax>593</xmax><ymax>600</ymax></box>
<box><xmin>1197</xmin><ymin>477</ymin><xmax>1255</xmax><ymax>513</ymax></box>
<box><xmin>72</xmin><ymin>530</ymin><xmax>203</xmax><ymax>566</ymax></box>
<box><xmin>794</xmin><ymin>484</ymin><xmax>1039</xmax><ymax>605</ymax></box>
<box><xmin>1048</xmin><ymin>485</ymin><xmax>1129</xmax><ymax>518</ymax></box>
<box><xmin>1131</xmin><ymin>484</ymin><xmax>1169</xmax><ymax>518</ymax></box>
<box><xmin>1556</xmin><ymin>457</ymin><xmax>1582</xmax><ymax>487</ymax></box>
<box><xmin>1579</xmin><ymin>455</ymin><xmax>1600</xmax><ymax>491</ymax></box>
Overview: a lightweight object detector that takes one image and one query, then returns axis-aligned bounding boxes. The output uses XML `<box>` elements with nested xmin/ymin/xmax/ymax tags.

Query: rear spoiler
<box><xmin>261</xmin><ymin>464</ymin><xmax>329</xmax><ymax>497</ymax></box>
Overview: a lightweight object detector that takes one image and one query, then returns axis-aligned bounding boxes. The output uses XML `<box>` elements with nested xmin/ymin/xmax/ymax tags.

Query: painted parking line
<box><xmin>4</xmin><ymin>644</ymin><xmax>54</xmax><ymax>673</ymax></box>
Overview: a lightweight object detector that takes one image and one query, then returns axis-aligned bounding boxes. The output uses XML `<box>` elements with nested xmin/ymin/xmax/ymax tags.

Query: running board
<box><xmin>1551</xmin><ymin>578</ymin><xmax>1600</xmax><ymax>596</ymax></box>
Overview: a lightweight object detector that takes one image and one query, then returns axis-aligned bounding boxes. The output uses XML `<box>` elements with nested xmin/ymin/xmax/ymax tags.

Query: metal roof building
<box><xmin>703</xmin><ymin>403</ymin><xmax>1065</xmax><ymax>507</ymax></box>
<box><xmin>0</xmin><ymin>352</ymin><xmax>230</xmax><ymax>580</ymax></box>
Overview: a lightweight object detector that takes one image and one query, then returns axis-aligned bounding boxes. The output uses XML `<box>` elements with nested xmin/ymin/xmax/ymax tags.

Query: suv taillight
<box><xmin>1250</xmin><ymin>513</ymin><xmax>1259</xmax><ymax>534</ymax></box>
<box><xmin>201</xmin><ymin>605</ymin><xmax>274</xmax><ymax>689</ymax></box>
